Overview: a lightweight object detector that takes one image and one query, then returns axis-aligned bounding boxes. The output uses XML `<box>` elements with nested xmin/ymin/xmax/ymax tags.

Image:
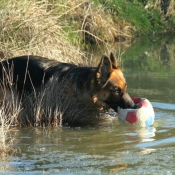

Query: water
<box><xmin>1</xmin><ymin>34</ymin><xmax>175</xmax><ymax>174</ymax></box>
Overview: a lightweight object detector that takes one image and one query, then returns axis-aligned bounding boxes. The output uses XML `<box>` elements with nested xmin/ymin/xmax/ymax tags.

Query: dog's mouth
<box><xmin>105</xmin><ymin>103</ymin><xmax>120</xmax><ymax>112</ymax></box>
<box><xmin>109</xmin><ymin>103</ymin><xmax>137</xmax><ymax>113</ymax></box>
<box><xmin>105</xmin><ymin>97</ymin><xmax>136</xmax><ymax>112</ymax></box>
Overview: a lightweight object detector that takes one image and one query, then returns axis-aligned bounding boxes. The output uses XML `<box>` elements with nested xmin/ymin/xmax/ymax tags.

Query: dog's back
<box><xmin>0</xmin><ymin>55</ymin><xmax>84</xmax><ymax>94</ymax></box>
<box><xmin>0</xmin><ymin>56</ymin><xmax>47</xmax><ymax>93</ymax></box>
<box><xmin>0</xmin><ymin>53</ymin><xmax>135</xmax><ymax>126</ymax></box>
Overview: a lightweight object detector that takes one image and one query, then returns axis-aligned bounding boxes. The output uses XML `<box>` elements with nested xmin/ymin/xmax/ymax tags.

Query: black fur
<box><xmin>0</xmin><ymin>54</ymin><xmax>134</xmax><ymax>126</ymax></box>
<box><xmin>0</xmin><ymin>56</ymin><xmax>98</xmax><ymax>96</ymax></box>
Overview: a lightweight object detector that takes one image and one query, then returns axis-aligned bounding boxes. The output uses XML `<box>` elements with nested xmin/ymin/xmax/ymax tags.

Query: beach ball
<box><xmin>118</xmin><ymin>97</ymin><xmax>155</xmax><ymax>127</ymax></box>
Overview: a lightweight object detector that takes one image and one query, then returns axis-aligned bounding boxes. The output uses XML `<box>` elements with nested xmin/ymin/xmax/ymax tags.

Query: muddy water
<box><xmin>1</xmin><ymin>34</ymin><xmax>175</xmax><ymax>174</ymax></box>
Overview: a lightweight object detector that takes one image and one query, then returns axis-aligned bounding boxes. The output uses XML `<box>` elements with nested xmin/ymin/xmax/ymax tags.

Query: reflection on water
<box><xmin>1</xmin><ymin>34</ymin><xmax>175</xmax><ymax>174</ymax></box>
<box><xmin>152</xmin><ymin>102</ymin><xmax>175</xmax><ymax>110</ymax></box>
<box><xmin>121</xmin><ymin>34</ymin><xmax>175</xmax><ymax>104</ymax></box>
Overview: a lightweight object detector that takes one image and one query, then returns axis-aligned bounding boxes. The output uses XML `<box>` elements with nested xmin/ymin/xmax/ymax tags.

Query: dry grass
<box><xmin>0</xmin><ymin>0</ymin><xmax>133</xmax><ymax>60</ymax></box>
<box><xmin>0</xmin><ymin>126</ymin><xmax>17</xmax><ymax>155</ymax></box>
<box><xmin>166</xmin><ymin>0</ymin><xmax>175</xmax><ymax>16</ymax></box>
<box><xmin>0</xmin><ymin>67</ymin><xmax>21</xmax><ymax>155</ymax></box>
<box><xmin>0</xmin><ymin>0</ymin><xmax>85</xmax><ymax>63</ymax></box>
<box><xmin>146</xmin><ymin>0</ymin><xmax>175</xmax><ymax>17</ymax></box>
<box><xmin>64</xmin><ymin>0</ymin><xmax>132</xmax><ymax>46</ymax></box>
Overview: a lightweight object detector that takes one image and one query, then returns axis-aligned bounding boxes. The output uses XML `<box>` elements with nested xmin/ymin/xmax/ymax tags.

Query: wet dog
<box><xmin>0</xmin><ymin>53</ymin><xmax>134</xmax><ymax>126</ymax></box>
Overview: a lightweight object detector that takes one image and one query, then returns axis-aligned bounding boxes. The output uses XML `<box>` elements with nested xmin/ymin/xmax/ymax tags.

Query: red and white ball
<box><xmin>118</xmin><ymin>97</ymin><xmax>155</xmax><ymax>127</ymax></box>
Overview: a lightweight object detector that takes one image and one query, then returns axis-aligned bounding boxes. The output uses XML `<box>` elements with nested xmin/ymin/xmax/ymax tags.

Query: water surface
<box><xmin>1</xmin><ymin>34</ymin><xmax>175</xmax><ymax>174</ymax></box>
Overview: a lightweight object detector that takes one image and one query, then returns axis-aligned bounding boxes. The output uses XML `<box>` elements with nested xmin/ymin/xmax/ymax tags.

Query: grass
<box><xmin>0</xmin><ymin>0</ymin><xmax>135</xmax><ymax>65</ymax></box>
<box><xmin>0</xmin><ymin>0</ymin><xmax>85</xmax><ymax>62</ymax></box>
<box><xmin>0</xmin><ymin>66</ymin><xmax>21</xmax><ymax>155</ymax></box>
<box><xmin>96</xmin><ymin>0</ymin><xmax>165</xmax><ymax>35</ymax></box>
<box><xmin>0</xmin><ymin>0</ymin><xmax>174</xmax><ymax>56</ymax></box>
<box><xmin>65</xmin><ymin>0</ymin><xmax>132</xmax><ymax>47</ymax></box>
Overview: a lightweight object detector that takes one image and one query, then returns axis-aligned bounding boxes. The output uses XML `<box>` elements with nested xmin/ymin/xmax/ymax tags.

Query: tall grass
<box><xmin>0</xmin><ymin>0</ymin><xmax>135</xmax><ymax>55</ymax></box>
<box><xmin>0</xmin><ymin>0</ymin><xmax>85</xmax><ymax>62</ymax></box>
<box><xmin>1</xmin><ymin>0</ymin><xmax>173</xmax><ymax>57</ymax></box>
<box><xmin>0</xmin><ymin>66</ymin><xmax>21</xmax><ymax>154</ymax></box>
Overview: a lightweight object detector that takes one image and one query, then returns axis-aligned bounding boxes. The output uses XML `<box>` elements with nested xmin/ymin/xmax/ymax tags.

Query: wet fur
<box><xmin>0</xmin><ymin>53</ymin><xmax>134</xmax><ymax>126</ymax></box>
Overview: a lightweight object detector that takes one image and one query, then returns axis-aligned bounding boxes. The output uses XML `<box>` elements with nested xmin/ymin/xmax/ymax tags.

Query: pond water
<box><xmin>1</xmin><ymin>34</ymin><xmax>175</xmax><ymax>175</ymax></box>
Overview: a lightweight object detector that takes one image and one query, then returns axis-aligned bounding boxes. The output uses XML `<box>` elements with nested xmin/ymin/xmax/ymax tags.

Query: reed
<box><xmin>0</xmin><ymin>66</ymin><xmax>21</xmax><ymax>154</ymax></box>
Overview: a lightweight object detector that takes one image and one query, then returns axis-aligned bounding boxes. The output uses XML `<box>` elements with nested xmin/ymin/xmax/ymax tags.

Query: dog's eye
<box><xmin>112</xmin><ymin>87</ymin><xmax>121</xmax><ymax>93</ymax></box>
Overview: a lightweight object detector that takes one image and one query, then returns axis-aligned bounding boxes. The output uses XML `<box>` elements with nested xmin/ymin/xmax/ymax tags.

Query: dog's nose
<box><xmin>132</xmin><ymin>104</ymin><xmax>137</xmax><ymax>109</ymax></box>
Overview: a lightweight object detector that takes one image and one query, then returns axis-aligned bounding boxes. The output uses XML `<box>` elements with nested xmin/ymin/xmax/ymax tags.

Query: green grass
<box><xmin>96</xmin><ymin>0</ymin><xmax>165</xmax><ymax>35</ymax></box>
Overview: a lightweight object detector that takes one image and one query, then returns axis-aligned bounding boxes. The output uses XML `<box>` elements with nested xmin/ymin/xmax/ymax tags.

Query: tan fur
<box><xmin>109</xmin><ymin>69</ymin><xmax>126</xmax><ymax>92</ymax></box>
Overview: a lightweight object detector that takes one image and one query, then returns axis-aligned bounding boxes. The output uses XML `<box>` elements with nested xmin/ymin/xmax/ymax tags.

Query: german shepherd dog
<box><xmin>0</xmin><ymin>53</ymin><xmax>135</xmax><ymax>126</ymax></box>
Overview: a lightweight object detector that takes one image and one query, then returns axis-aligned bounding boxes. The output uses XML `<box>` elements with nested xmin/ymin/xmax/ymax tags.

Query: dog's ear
<box><xmin>110</xmin><ymin>52</ymin><xmax>118</xmax><ymax>69</ymax></box>
<box><xmin>96</xmin><ymin>55</ymin><xmax>112</xmax><ymax>87</ymax></box>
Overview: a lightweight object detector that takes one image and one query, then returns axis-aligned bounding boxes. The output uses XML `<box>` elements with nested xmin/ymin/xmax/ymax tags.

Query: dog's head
<box><xmin>94</xmin><ymin>52</ymin><xmax>135</xmax><ymax>112</ymax></box>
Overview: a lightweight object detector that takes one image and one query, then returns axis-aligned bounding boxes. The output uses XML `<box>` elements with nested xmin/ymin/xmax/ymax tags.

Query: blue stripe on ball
<box><xmin>145</xmin><ymin>116</ymin><xmax>154</xmax><ymax>127</ymax></box>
